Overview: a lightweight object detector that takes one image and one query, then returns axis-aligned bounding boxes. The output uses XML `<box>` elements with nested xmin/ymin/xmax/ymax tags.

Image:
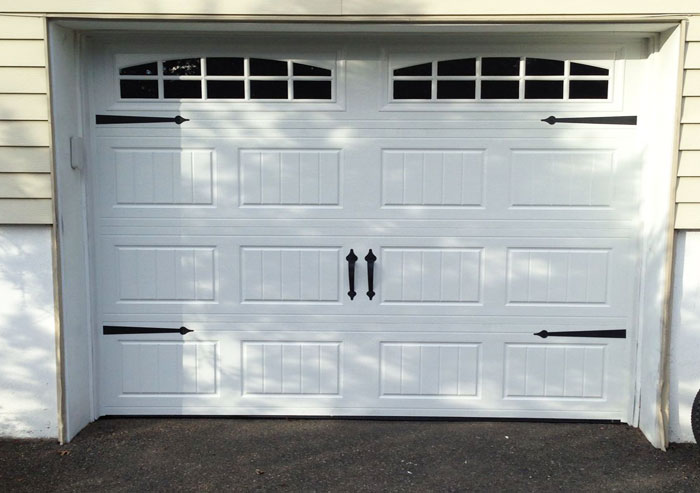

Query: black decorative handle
<box><xmin>534</xmin><ymin>329</ymin><xmax>626</xmax><ymax>339</ymax></box>
<box><xmin>346</xmin><ymin>249</ymin><xmax>358</xmax><ymax>300</ymax></box>
<box><xmin>103</xmin><ymin>325</ymin><xmax>193</xmax><ymax>335</ymax></box>
<box><xmin>541</xmin><ymin>115</ymin><xmax>637</xmax><ymax>126</ymax></box>
<box><xmin>365</xmin><ymin>249</ymin><xmax>377</xmax><ymax>300</ymax></box>
<box><xmin>96</xmin><ymin>115</ymin><xmax>189</xmax><ymax>125</ymax></box>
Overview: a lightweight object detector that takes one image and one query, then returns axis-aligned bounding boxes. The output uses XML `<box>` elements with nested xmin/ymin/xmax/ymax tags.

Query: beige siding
<box><xmin>0</xmin><ymin>68</ymin><xmax>47</xmax><ymax>93</ymax></box>
<box><xmin>676</xmin><ymin>177</ymin><xmax>700</xmax><ymax>202</ymax></box>
<box><xmin>682</xmin><ymin>97</ymin><xmax>700</xmax><ymax>123</ymax></box>
<box><xmin>678</xmin><ymin>151</ymin><xmax>700</xmax><ymax>176</ymax></box>
<box><xmin>0</xmin><ymin>1</ymin><xmax>342</xmax><ymax>15</ymax></box>
<box><xmin>0</xmin><ymin>40</ymin><xmax>46</xmax><ymax>66</ymax></box>
<box><xmin>2</xmin><ymin>1</ymin><xmax>700</xmax><ymax>15</ymax></box>
<box><xmin>0</xmin><ymin>173</ymin><xmax>52</xmax><ymax>198</ymax></box>
<box><xmin>676</xmin><ymin>17</ymin><xmax>700</xmax><ymax>228</ymax></box>
<box><xmin>0</xmin><ymin>14</ymin><xmax>52</xmax><ymax>225</ymax></box>
<box><xmin>0</xmin><ymin>94</ymin><xmax>49</xmax><ymax>120</ymax></box>
<box><xmin>684</xmin><ymin>71</ymin><xmax>700</xmax><ymax>96</ymax></box>
<box><xmin>687</xmin><ymin>43</ymin><xmax>700</xmax><ymax>69</ymax></box>
<box><xmin>0</xmin><ymin>15</ymin><xmax>44</xmax><ymax>38</ymax></box>
<box><xmin>0</xmin><ymin>198</ymin><xmax>52</xmax><ymax>223</ymax></box>
<box><xmin>339</xmin><ymin>1</ymin><xmax>700</xmax><ymax>15</ymax></box>
<box><xmin>0</xmin><ymin>148</ymin><xmax>51</xmax><ymax>173</ymax></box>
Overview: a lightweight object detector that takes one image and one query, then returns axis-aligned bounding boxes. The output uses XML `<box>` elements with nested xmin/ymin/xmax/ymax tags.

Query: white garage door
<box><xmin>88</xmin><ymin>34</ymin><xmax>647</xmax><ymax>420</ymax></box>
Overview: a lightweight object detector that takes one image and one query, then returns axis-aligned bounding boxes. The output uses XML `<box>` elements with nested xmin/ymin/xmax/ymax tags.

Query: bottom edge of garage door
<box><xmin>99</xmin><ymin>408</ymin><xmax>625</xmax><ymax>421</ymax></box>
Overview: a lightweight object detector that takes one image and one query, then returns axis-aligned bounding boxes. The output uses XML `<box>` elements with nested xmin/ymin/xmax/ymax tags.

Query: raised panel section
<box><xmin>381</xmin><ymin>149</ymin><xmax>484</xmax><ymax>207</ymax></box>
<box><xmin>510</xmin><ymin>150</ymin><xmax>614</xmax><ymax>207</ymax></box>
<box><xmin>381</xmin><ymin>248</ymin><xmax>482</xmax><ymax>303</ymax></box>
<box><xmin>242</xmin><ymin>342</ymin><xmax>340</xmax><ymax>395</ymax></box>
<box><xmin>241</xmin><ymin>247</ymin><xmax>340</xmax><ymax>303</ymax></box>
<box><xmin>116</xmin><ymin>247</ymin><xmax>216</xmax><ymax>302</ymax></box>
<box><xmin>380</xmin><ymin>343</ymin><xmax>480</xmax><ymax>397</ymax></box>
<box><xmin>504</xmin><ymin>344</ymin><xmax>605</xmax><ymax>398</ymax></box>
<box><xmin>114</xmin><ymin>149</ymin><xmax>213</xmax><ymax>205</ymax></box>
<box><xmin>507</xmin><ymin>248</ymin><xmax>609</xmax><ymax>305</ymax></box>
<box><xmin>121</xmin><ymin>341</ymin><xmax>217</xmax><ymax>394</ymax></box>
<box><xmin>240</xmin><ymin>149</ymin><xmax>340</xmax><ymax>206</ymax></box>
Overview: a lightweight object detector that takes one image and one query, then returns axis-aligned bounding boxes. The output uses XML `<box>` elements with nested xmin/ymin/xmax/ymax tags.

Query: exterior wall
<box><xmin>669</xmin><ymin>232</ymin><xmax>700</xmax><ymax>442</ymax></box>
<box><xmin>0</xmin><ymin>226</ymin><xmax>57</xmax><ymax>438</ymax></box>
<box><xmin>0</xmin><ymin>3</ymin><xmax>698</xmax><ymax>443</ymax></box>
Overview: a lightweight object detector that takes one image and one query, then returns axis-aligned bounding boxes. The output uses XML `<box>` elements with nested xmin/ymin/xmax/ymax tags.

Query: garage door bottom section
<box><xmin>99</xmin><ymin>328</ymin><xmax>627</xmax><ymax>420</ymax></box>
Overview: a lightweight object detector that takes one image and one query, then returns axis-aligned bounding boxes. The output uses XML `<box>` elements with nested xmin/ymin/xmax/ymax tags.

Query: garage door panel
<box><xmin>95</xmin><ymin>136</ymin><xmax>638</xmax><ymax>221</ymax></box>
<box><xmin>97</xmin><ymin>234</ymin><xmax>636</xmax><ymax>317</ymax></box>
<box><xmin>99</xmin><ymin>328</ymin><xmax>627</xmax><ymax>415</ymax></box>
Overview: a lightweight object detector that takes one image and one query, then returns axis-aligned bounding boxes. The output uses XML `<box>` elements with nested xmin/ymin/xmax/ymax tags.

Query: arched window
<box><xmin>118</xmin><ymin>57</ymin><xmax>334</xmax><ymax>101</ymax></box>
<box><xmin>391</xmin><ymin>57</ymin><xmax>610</xmax><ymax>101</ymax></box>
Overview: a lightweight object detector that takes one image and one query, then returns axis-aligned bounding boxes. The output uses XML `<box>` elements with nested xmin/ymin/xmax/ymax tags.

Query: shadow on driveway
<box><xmin>1</xmin><ymin>419</ymin><xmax>699</xmax><ymax>492</ymax></box>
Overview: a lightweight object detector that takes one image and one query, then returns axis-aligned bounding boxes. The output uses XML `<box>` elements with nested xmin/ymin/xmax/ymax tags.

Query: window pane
<box><xmin>293</xmin><ymin>80</ymin><xmax>332</xmax><ymax>99</ymax></box>
<box><xmin>394</xmin><ymin>63</ymin><xmax>432</xmax><ymax>76</ymax></box>
<box><xmin>293</xmin><ymin>63</ymin><xmax>331</xmax><ymax>76</ymax></box>
<box><xmin>525</xmin><ymin>58</ymin><xmax>564</xmax><ymax>76</ymax></box>
<box><xmin>207</xmin><ymin>80</ymin><xmax>244</xmax><ymax>99</ymax></box>
<box><xmin>119</xmin><ymin>62</ymin><xmax>157</xmax><ymax>76</ymax></box>
<box><xmin>250</xmin><ymin>80</ymin><xmax>288</xmax><ymax>99</ymax></box>
<box><xmin>393</xmin><ymin>80</ymin><xmax>431</xmax><ymax>99</ymax></box>
<box><xmin>569</xmin><ymin>80</ymin><xmax>608</xmax><ymax>99</ymax></box>
<box><xmin>524</xmin><ymin>80</ymin><xmax>563</xmax><ymax>99</ymax></box>
<box><xmin>437</xmin><ymin>58</ymin><xmax>476</xmax><ymax>76</ymax></box>
<box><xmin>163</xmin><ymin>80</ymin><xmax>202</xmax><ymax>98</ymax></box>
<box><xmin>570</xmin><ymin>62</ymin><xmax>609</xmax><ymax>76</ymax></box>
<box><xmin>250</xmin><ymin>58</ymin><xmax>288</xmax><ymax>76</ymax></box>
<box><xmin>206</xmin><ymin>57</ymin><xmax>243</xmax><ymax>76</ymax></box>
<box><xmin>120</xmin><ymin>80</ymin><xmax>158</xmax><ymax>99</ymax></box>
<box><xmin>437</xmin><ymin>80</ymin><xmax>475</xmax><ymax>99</ymax></box>
<box><xmin>481</xmin><ymin>57</ymin><xmax>520</xmax><ymax>76</ymax></box>
<box><xmin>481</xmin><ymin>80</ymin><xmax>519</xmax><ymax>99</ymax></box>
<box><xmin>163</xmin><ymin>58</ymin><xmax>201</xmax><ymax>76</ymax></box>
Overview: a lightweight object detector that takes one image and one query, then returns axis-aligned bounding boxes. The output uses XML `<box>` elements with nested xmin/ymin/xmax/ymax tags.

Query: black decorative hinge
<box><xmin>103</xmin><ymin>325</ymin><xmax>193</xmax><ymax>335</ymax></box>
<box><xmin>534</xmin><ymin>329</ymin><xmax>626</xmax><ymax>339</ymax></box>
<box><xmin>96</xmin><ymin>115</ymin><xmax>189</xmax><ymax>125</ymax></box>
<box><xmin>541</xmin><ymin>116</ymin><xmax>637</xmax><ymax>126</ymax></box>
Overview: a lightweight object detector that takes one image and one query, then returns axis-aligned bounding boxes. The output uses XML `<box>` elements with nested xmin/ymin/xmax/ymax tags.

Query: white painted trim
<box><xmin>48</xmin><ymin>23</ymin><xmax>97</xmax><ymax>441</ymax></box>
<box><xmin>632</xmin><ymin>25</ymin><xmax>683</xmax><ymax>449</ymax></box>
<box><xmin>53</xmin><ymin>20</ymin><xmax>682</xmax><ymax>33</ymax></box>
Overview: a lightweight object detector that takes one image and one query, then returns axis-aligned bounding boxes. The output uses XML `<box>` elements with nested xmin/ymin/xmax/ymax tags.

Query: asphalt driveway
<box><xmin>1</xmin><ymin>418</ymin><xmax>699</xmax><ymax>492</ymax></box>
